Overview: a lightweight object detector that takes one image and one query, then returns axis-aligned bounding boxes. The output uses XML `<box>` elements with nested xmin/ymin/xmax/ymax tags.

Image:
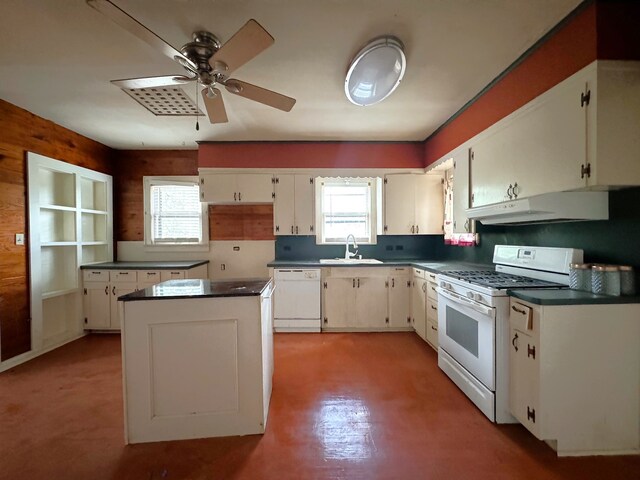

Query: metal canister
<box><xmin>592</xmin><ymin>265</ymin><xmax>620</xmax><ymax>296</ymax></box>
<box><xmin>619</xmin><ymin>265</ymin><xmax>636</xmax><ymax>296</ymax></box>
<box><xmin>569</xmin><ymin>263</ymin><xmax>591</xmax><ymax>291</ymax></box>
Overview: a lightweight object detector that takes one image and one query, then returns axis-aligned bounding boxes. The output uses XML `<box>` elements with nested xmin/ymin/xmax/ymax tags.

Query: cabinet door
<box><xmin>237</xmin><ymin>174</ymin><xmax>274</xmax><ymax>203</ymax></box>
<box><xmin>508</xmin><ymin>74</ymin><xmax>587</xmax><ymax>198</ymax></box>
<box><xmin>274</xmin><ymin>174</ymin><xmax>295</xmax><ymax>235</ymax></box>
<box><xmin>388</xmin><ymin>276</ymin><xmax>411</xmax><ymax>328</ymax></box>
<box><xmin>200</xmin><ymin>174</ymin><xmax>237</xmax><ymax>203</ymax></box>
<box><xmin>294</xmin><ymin>175</ymin><xmax>315</xmax><ymax>235</ymax></box>
<box><xmin>426</xmin><ymin>318</ymin><xmax>438</xmax><ymax>349</ymax></box>
<box><xmin>452</xmin><ymin>149</ymin><xmax>471</xmax><ymax>233</ymax></box>
<box><xmin>83</xmin><ymin>283</ymin><xmax>110</xmax><ymax>329</ymax></box>
<box><xmin>110</xmin><ymin>283</ymin><xmax>137</xmax><ymax>330</ymax></box>
<box><xmin>509</xmin><ymin>326</ymin><xmax>542</xmax><ymax>439</ymax></box>
<box><xmin>355</xmin><ymin>277</ymin><xmax>389</xmax><ymax>329</ymax></box>
<box><xmin>470</xmin><ymin>136</ymin><xmax>516</xmax><ymax>207</ymax></box>
<box><xmin>384</xmin><ymin>174</ymin><xmax>415</xmax><ymax>234</ymax></box>
<box><xmin>415</xmin><ymin>174</ymin><xmax>443</xmax><ymax>234</ymax></box>
<box><xmin>323</xmin><ymin>278</ymin><xmax>354</xmax><ymax>328</ymax></box>
<box><xmin>411</xmin><ymin>278</ymin><xmax>427</xmax><ymax>340</ymax></box>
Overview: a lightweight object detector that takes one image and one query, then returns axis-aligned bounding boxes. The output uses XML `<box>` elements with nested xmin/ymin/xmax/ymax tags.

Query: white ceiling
<box><xmin>0</xmin><ymin>0</ymin><xmax>582</xmax><ymax>149</ymax></box>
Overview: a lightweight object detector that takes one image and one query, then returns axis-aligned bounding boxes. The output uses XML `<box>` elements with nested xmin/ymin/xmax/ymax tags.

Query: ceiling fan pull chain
<box><xmin>195</xmin><ymin>82</ymin><xmax>200</xmax><ymax>131</ymax></box>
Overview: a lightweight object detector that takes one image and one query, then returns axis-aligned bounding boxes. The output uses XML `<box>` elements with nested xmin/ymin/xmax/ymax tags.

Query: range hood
<box><xmin>466</xmin><ymin>191</ymin><xmax>609</xmax><ymax>225</ymax></box>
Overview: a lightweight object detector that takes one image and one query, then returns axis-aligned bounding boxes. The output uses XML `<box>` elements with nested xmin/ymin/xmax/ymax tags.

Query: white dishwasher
<box><xmin>273</xmin><ymin>269</ymin><xmax>321</xmax><ymax>332</ymax></box>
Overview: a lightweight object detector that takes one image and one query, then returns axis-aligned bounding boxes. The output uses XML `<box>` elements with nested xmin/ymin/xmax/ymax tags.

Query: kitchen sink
<box><xmin>319</xmin><ymin>258</ymin><xmax>383</xmax><ymax>264</ymax></box>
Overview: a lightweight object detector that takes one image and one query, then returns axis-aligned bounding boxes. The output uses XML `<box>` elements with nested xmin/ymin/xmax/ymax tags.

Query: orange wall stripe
<box><xmin>424</xmin><ymin>3</ymin><xmax>598</xmax><ymax>166</ymax></box>
<box><xmin>198</xmin><ymin>142</ymin><xmax>424</xmax><ymax>169</ymax></box>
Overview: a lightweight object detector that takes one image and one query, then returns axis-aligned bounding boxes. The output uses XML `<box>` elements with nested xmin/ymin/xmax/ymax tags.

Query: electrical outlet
<box><xmin>15</xmin><ymin>233</ymin><xmax>25</xmax><ymax>245</ymax></box>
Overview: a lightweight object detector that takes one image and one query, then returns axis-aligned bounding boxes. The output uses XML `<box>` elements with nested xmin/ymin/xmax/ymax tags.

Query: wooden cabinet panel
<box><xmin>384</xmin><ymin>174</ymin><xmax>415</xmax><ymax>234</ymax></box>
<box><xmin>237</xmin><ymin>174</ymin><xmax>274</xmax><ymax>203</ymax></box>
<box><xmin>200</xmin><ymin>174</ymin><xmax>237</xmax><ymax>203</ymax></box>
<box><xmin>411</xmin><ymin>278</ymin><xmax>427</xmax><ymax>341</ymax></box>
<box><xmin>355</xmin><ymin>277</ymin><xmax>388</xmax><ymax>329</ymax></box>
<box><xmin>273</xmin><ymin>174</ymin><xmax>295</xmax><ymax>235</ymax></box>
<box><xmin>323</xmin><ymin>278</ymin><xmax>354</xmax><ymax>328</ymax></box>
<box><xmin>294</xmin><ymin>175</ymin><xmax>315</xmax><ymax>235</ymax></box>
<box><xmin>83</xmin><ymin>282</ymin><xmax>110</xmax><ymax>329</ymax></box>
<box><xmin>452</xmin><ymin>149</ymin><xmax>471</xmax><ymax>233</ymax></box>
<box><xmin>509</xmin><ymin>325</ymin><xmax>541</xmax><ymax>439</ymax></box>
<box><xmin>415</xmin><ymin>174</ymin><xmax>443</xmax><ymax>234</ymax></box>
<box><xmin>388</xmin><ymin>275</ymin><xmax>411</xmax><ymax>329</ymax></box>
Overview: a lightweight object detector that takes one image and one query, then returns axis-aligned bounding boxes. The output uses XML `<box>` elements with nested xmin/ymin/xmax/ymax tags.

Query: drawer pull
<box><xmin>511</xmin><ymin>305</ymin><xmax>527</xmax><ymax>315</ymax></box>
<box><xmin>512</xmin><ymin>332</ymin><xmax>519</xmax><ymax>352</ymax></box>
<box><xmin>105</xmin><ymin>285</ymin><xmax>109</xmax><ymax>295</ymax></box>
<box><xmin>430</xmin><ymin>305</ymin><xmax>437</xmax><ymax>310</ymax></box>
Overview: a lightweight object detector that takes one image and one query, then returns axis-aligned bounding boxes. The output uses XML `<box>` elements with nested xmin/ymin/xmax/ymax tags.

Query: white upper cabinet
<box><xmin>384</xmin><ymin>173</ymin><xmax>443</xmax><ymax>235</ymax></box>
<box><xmin>273</xmin><ymin>174</ymin><xmax>315</xmax><ymax>235</ymax></box>
<box><xmin>470</xmin><ymin>60</ymin><xmax>640</xmax><ymax>208</ymax></box>
<box><xmin>199</xmin><ymin>173</ymin><xmax>273</xmax><ymax>204</ymax></box>
<box><xmin>451</xmin><ymin>149</ymin><xmax>471</xmax><ymax>234</ymax></box>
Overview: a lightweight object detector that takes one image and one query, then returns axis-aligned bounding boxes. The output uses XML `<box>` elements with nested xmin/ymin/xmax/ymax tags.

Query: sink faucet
<box><xmin>345</xmin><ymin>234</ymin><xmax>359</xmax><ymax>260</ymax></box>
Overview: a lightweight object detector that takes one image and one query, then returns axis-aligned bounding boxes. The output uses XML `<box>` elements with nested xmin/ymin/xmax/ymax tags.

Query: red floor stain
<box><xmin>0</xmin><ymin>332</ymin><xmax>638</xmax><ymax>479</ymax></box>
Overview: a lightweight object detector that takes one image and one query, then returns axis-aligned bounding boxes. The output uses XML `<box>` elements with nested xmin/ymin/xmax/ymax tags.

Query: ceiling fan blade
<box><xmin>87</xmin><ymin>0</ymin><xmax>197</xmax><ymax>72</ymax></box>
<box><xmin>111</xmin><ymin>75</ymin><xmax>195</xmax><ymax>89</ymax></box>
<box><xmin>201</xmin><ymin>88</ymin><xmax>228</xmax><ymax>124</ymax></box>
<box><xmin>211</xmin><ymin>19</ymin><xmax>274</xmax><ymax>75</ymax></box>
<box><xmin>224</xmin><ymin>79</ymin><xmax>296</xmax><ymax>112</ymax></box>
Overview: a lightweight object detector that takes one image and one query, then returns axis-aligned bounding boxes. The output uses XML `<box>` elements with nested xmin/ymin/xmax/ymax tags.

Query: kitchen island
<box><xmin>118</xmin><ymin>278</ymin><xmax>274</xmax><ymax>444</ymax></box>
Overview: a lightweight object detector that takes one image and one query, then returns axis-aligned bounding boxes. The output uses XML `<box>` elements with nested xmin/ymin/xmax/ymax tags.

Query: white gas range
<box><xmin>436</xmin><ymin>245</ymin><xmax>583</xmax><ymax>423</ymax></box>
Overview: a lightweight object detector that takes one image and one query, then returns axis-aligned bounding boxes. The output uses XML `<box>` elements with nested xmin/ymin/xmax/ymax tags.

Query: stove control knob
<box><xmin>466</xmin><ymin>292</ymin><xmax>475</xmax><ymax>299</ymax></box>
<box><xmin>474</xmin><ymin>294</ymin><xmax>484</xmax><ymax>303</ymax></box>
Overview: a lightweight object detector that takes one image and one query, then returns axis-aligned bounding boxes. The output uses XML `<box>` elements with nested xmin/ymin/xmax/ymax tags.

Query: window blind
<box><xmin>150</xmin><ymin>184</ymin><xmax>202</xmax><ymax>243</ymax></box>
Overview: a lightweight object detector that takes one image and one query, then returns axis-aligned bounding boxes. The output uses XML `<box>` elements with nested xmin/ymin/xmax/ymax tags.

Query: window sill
<box><xmin>144</xmin><ymin>243</ymin><xmax>210</xmax><ymax>253</ymax></box>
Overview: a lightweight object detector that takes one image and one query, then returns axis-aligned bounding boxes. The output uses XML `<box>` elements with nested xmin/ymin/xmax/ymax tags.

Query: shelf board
<box><xmin>81</xmin><ymin>241</ymin><xmax>108</xmax><ymax>246</ymax></box>
<box><xmin>40</xmin><ymin>204</ymin><xmax>76</xmax><ymax>212</ymax></box>
<box><xmin>41</xmin><ymin>241</ymin><xmax>77</xmax><ymax>247</ymax></box>
<box><xmin>42</xmin><ymin>288</ymin><xmax>78</xmax><ymax>300</ymax></box>
<box><xmin>80</xmin><ymin>260</ymin><xmax>111</xmax><ymax>266</ymax></box>
<box><xmin>80</xmin><ymin>208</ymin><xmax>108</xmax><ymax>215</ymax></box>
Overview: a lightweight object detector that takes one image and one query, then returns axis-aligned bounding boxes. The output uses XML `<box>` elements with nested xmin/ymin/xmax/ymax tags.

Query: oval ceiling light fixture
<box><xmin>345</xmin><ymin>36</ymin><xmax>406</xmax><ymax>107</ymax></box>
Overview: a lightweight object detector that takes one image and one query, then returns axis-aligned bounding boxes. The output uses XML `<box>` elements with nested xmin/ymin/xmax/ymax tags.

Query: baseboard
<box><xmin>0</xmin><ymin>332</ymin><xmax>87</xmax><ymax>373</ymax></box>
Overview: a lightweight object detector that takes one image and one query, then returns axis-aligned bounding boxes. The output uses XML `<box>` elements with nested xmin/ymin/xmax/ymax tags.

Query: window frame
<box><xmin>143</xmin><ymin>176</ymin><xmax>209</xmax><ymax>251</ymax></box>
<box><xmin>314</xmin><ymin>177</ymin><xmax>381</xmax><ymax>245</ymax></box>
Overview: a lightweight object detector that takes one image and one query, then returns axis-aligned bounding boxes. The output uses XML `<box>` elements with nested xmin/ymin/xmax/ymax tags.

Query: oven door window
<box><xmin>445</xmin><ymin>306</ymin><xmax>479</xmax><ymax>357</ymax></box>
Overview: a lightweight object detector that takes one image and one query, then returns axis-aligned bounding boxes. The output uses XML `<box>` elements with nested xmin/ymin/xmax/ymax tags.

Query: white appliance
<box><xmin>273</xmin><ymin>269</ymin><xmax>321</xmax><ymax>332</ymax></box>
<box><xmin>465</xmin><ymin>191</ymin><xmax>608</xmax><ymax>225</ymax></box>
<box><xmin>436</xmin><ymin>245</ymin><xmax>583</xmax><ymax>423</ymax></box>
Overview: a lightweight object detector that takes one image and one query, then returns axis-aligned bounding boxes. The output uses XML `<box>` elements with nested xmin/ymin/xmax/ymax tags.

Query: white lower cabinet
<box><xmin>83</xmin><ymin>264</ymin><xmax>209</xmax><ymax>331</ymax></box>
<box><xmin>508</xmin><ymin>298</ymin><xmax>640</xmax><ymax>456</ymax></box>
<box><xmin>388</xmin><ymin>267</ymin><xmax>412</xmax><ymax>329</ymax></box>
<box><xmin>411</xmin><ymin>277</ymin><xmax>427</xmax><ymax>340</ymax></box>
<box><xmin>322</xmin><ymin>267</ymin><xmax>411</xmax><ymax>331</ymax></box>
<box><xmin>425</xmin><ymin>274</ymin><xmax>439</xmax><ymax>350</ymax></box>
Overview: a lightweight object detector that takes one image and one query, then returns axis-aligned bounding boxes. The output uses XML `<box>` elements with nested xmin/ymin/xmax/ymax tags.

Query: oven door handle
<box><xmin>436</xmin><ymin>287</ymin><xmax>495</xmax><ymax>318</ymax></box>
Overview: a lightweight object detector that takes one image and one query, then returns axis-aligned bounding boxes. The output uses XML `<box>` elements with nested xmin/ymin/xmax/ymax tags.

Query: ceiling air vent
<box><xmin>121</xmin><ymin>87</ymin><xmax>203</xmax><ymax>116</ymax></box>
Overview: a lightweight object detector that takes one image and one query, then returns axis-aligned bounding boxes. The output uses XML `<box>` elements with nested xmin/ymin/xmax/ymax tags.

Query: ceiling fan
<box><xmin>87</xmin><ymin>0</ymin><xmax>296</xmax><ymax>124</ymax></box>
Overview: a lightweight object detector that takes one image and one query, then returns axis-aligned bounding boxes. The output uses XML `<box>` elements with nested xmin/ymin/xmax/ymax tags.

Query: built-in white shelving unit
<box><xmin>27</xmin><ymin>153</ymin><xmax>113</xmax><ymax>354</ymax></box>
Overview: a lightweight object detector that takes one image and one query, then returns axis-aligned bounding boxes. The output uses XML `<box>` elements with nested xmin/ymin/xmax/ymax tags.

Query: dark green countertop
<box><xmin>80</xmin><ymin>260</ymin><xmax>209</xmax><ymax>270</ymax></box>
<box><xmin>508</xmin><ymin>289</ymin><xmax>640</xmax><ymax>306</ymax></box>
<box><xmin>267</xmin><ymin>259</ymin><xmax>490</xmax><ymax>274</ymax></box>
<box><xmin>119</xmin><ymin>278</ymin><xmax>272</xmax><ymax>301</ymax></box>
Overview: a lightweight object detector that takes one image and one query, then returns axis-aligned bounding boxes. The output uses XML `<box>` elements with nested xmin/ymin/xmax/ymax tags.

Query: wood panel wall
<box><xmin>0</xmin><ymin>99</ymin><xmax>112</xmax><ymax>361</ymax></box>
<box><xmin>113</xmin><ymin>150</ymin><xmax>198</xmax><ymax>241</ymax></box>
<box><xmin>209</xmin><ymin>205</ymin><xmax>275</xmax><ymax>240</ymax></box>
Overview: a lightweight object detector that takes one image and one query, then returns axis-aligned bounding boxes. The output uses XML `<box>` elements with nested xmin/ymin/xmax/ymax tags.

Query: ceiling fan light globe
<box><xmin>345</xmin><ymin>36</ymin><xmax>406</xmax><ymax>106</ymax></box>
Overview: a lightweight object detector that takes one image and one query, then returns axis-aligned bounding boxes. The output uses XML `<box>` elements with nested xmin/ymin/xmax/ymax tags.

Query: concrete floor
<box><xmin>1</xmin><ymin>332</ymin><xmax>638</xmax><ymax>479</ymax></box>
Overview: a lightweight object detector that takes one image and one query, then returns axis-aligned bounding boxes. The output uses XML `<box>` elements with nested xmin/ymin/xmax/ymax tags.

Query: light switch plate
<box><xmin>15</xmin><ymin>233</ymin><xmax>25</xmax><ymax>245</ymax></box>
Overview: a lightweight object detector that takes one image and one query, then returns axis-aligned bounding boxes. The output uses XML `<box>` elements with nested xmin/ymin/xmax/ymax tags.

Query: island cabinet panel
<box><xmin>121</xmin><ymin>288</ymin><xmax>273</xmax><ymax>444</ymax></box>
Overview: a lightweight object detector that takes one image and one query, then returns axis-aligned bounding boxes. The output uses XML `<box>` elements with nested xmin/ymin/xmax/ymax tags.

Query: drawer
<box><xmin>390</xmin><ymin>266</ymin><xmax>410</xmax><ymax>276</ymax></box>
<box><xmin>413</xmin><ymin>268</ymin><xmax>425</xmax><ymax>279</ymax></box>
<box><xmin>138</xmin><ymin>270</ymin><xmax>161</xmax><ymax>284</ymax></box>
<box><xmin>426</xmin><ymin>272</ymin><xmax>437</xmax><ymax>283</ymax></box>
<box><xmin>426</xmin><ymin>300</ymin><xmax>438</xmax><ymax>322</ymax></box>
<box><xmin>112</xmin><ymin>270</ymin><xmax>138</xmax><ymax>282</ymax></box>
<box><xmin>427</xmin><ymin>281</ymin><xmax>438</xmax><ymax>301</ymax></box>
<box><xmin>161</xmin><ymin>270</ymin><xmax>185</xmax><ymax>281</ymax></box>
<box><xmin>426</xmin><ymin>319</ymin><xmax>438</xmax><ymax>348</ymax></box>
<box><xmin>509</xmin><ymin>300</ymin><xmax>535</xmax><ymax>332</ymax></box>
<box><xmin>83</xmin><ymin>269</ymin><xmax>109</xmax><ymax>282</ymax></box>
